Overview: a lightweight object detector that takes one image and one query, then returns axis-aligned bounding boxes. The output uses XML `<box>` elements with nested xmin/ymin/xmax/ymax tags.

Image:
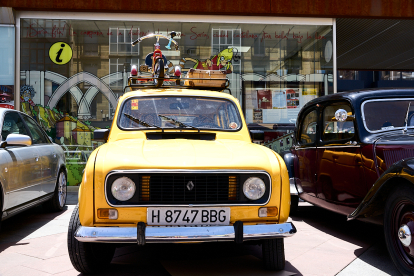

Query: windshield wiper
<box><xmin>123</xmin><ymin>113</ymin><xmax>163</xmax><ymax>130</ymax></box>
<box><xmin>404</xmin><ymin>102</ymin><xmax>412</xmax><ymax>134</ymax></box>
<box><xmin>158</xmin><ymin>115</ymin><xmax>200</xmax><ymax>132</ymax></box>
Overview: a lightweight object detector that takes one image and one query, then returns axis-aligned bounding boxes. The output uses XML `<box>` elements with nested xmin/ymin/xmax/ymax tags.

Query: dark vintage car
<box><xmin>285</xmin><ymin>88</ymin><xmax>414</xmax><ymax>275</ymax></box>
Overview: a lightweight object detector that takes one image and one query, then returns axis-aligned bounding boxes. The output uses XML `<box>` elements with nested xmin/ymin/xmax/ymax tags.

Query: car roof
<box><xmin>303</xmin><ymin>88</ymin><xmax>414</xmax><ymax>110</ymax></box>
<box><xmin>119</xmin><ymin>88</ymin><xmax>236</xmax><ymax>102</ymax></box>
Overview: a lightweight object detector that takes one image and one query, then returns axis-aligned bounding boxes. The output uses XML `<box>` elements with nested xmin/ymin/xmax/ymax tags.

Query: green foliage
<box><xmin>66</xmin><ymin>159</ymin><xmax>85</xmax><ymax>186</ymax></box>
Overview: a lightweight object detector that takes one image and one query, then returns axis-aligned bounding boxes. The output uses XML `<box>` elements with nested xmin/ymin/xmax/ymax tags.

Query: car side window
<box><xmin>299</xmin><ymin>109</ymin><xmax>318</xmax><ymax>145</ymax></box>
<box><xmin>1</xmin><ymin>112</ymin><xmax>29</xmax><ymax>141</ymax></box>
<box><xmin>322</xmin><ymin>103</ymin><xmax>355</xmax><ymax>142</ymax></box>
<box><xmin>21</xmin><ymin>115</ymin><xmax>49</xmax><ymax>144</ymax></box>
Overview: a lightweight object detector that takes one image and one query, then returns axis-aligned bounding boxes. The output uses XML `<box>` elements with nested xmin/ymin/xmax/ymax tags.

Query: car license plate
<box><xmin>147</xmin><ymin>207</ymin><xmax>230</xmax><ymax>226</ymax></box>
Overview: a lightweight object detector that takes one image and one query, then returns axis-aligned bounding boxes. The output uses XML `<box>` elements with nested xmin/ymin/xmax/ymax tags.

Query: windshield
<box><xmin>363</xmin><ymin>99</ymin><xmax>414</xmax><ymax>132</ymax></box>
<box><xmin>118</xmin><ymin>96</ymin><xmax>242</xmax><ymax>131</ymax></box>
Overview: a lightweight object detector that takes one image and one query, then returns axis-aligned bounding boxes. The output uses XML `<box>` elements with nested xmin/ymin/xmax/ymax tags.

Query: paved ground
<box><xmin>0</xmin><ymin>193</ymin><xmax>401</xmax><ymax>276</ymax></box>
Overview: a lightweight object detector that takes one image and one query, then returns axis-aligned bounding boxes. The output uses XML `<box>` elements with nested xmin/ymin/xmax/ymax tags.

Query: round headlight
<box><xmin>111</xmin><ymin>177</ymin><xmax>136</xmax><ymax>201</ymax></box>
<box><xmin>243</xmin><ymin>177</ymin><xmax>266</xmax><ymax>200</ymax></box>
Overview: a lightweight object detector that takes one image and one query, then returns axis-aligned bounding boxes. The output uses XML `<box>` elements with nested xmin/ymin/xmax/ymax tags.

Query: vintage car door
<box><xmin>293</xmin><ymin>107</ymin><xmax>319</xmax><ymax>197</ymax></box>
<box><xmin>21</xmin><ymin>114</ymin><xmax>58</xmax><ymax>196</ymax></box>
<box><xmin>1</xmin><ymin>111</ymin><xmax>42</xmax><ymax>209</ymax></box>
<box><xmin>315</xmin><ymin>101</ymin><xmax>367</xmax><ymax>210</ymax></box>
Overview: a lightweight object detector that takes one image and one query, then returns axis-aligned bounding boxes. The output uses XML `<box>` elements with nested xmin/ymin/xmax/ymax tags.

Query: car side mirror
<box><xmin>94</xmin><ymin>129</ymin><xmax>110</xmax><ymax>143</ymax></box>
<box><xmin>0</xmin><ymin>134</ymin><xmax>32</xmax><ymax>148</ymax></box>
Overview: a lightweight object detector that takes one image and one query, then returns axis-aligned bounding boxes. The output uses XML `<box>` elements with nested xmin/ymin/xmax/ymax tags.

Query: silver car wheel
<box><xmin>58</xmin><ymin>172</ymin><xmax>67</xmax><ymax>207</ymax></box>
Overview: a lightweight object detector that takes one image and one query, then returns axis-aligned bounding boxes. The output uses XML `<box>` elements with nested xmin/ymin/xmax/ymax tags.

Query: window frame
<box><xmin>20</xmin><ymin>113</ymin><xmax>51</xmax><ymax>145</ymax></box>
<box><xmin>319</xmin><ymin>100</ymin><xmax>356</xmax><ymax>146</ymax></box>
<box><xmin>297</xmin><ymin>106</ymin><xmax>319</xmax><ymax>146</ymax></box>
<box><xmin>117</xmin><ymin>95</ymin><xmax>244</xmax><ymax>132</ymax></box>
<box><xmin>1</xmin><ymin>111</ymin><xmax>30</xmax><ymax>142</ymax></box>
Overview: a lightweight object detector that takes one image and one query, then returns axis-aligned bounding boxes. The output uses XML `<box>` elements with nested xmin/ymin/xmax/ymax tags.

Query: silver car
<box><xmin>0</xmin><ymin>108</ymin><xmax>67</xmax><ymax>226</ymax></box>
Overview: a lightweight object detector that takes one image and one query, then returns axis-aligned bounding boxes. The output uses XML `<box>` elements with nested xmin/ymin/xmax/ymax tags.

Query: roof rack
<box><xmin>123</xmin><ymin>75</ymin><xmax>231</xmax><ymax>95</ymax></box>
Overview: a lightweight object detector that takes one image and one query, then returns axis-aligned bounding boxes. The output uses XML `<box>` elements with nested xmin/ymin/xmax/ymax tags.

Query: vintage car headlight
<box><xmin>111</xmin><ymin>177</ymin><xmax>136</xmax><ymax>201</ymax></box>
<box><xmin>243</xmin><ymin>177</ymin><xmax>266</xmax><ymax>200</ymax></box>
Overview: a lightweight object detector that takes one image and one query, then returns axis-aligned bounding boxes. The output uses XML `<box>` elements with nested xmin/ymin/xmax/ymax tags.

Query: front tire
<box><xmin>67</xmin><ymin>205</ymin><xmax>115</xmax><ymax>274</ymax></box>
<box><xmin>44</xmin><ymin>170</ymin><xmax>67</xmax><ymax>212</ymax></box>
<box><xmin>384</xmin><ymin>185</ymin><xmax>414</xmax><ymax>276</ymax></box>
<box><xmin>262</xmin><ymin>238</ymin><xmax>285</xmax><ymax>270</ymax></box>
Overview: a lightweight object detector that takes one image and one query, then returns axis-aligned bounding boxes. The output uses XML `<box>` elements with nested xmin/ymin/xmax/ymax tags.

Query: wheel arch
<box><xmin>348</xmin><ymin>176</ymin><xmax>414</xmax><ymax>223</ymax></box>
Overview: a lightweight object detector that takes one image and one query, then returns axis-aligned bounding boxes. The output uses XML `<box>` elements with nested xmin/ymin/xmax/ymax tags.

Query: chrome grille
<box><xmin>140</xmin><ymin>174</ymin><xmax>239</xmax><ymax>203</ymax></box>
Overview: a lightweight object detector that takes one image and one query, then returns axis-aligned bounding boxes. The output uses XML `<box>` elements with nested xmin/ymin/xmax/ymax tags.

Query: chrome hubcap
<box><xmin>399</xmin><ymin>224</ymin><xmax>412</xmax><ymax>247</ymax></box>
<box><xmin>58</xmin><ymin>173</ymin><xmax>67</xmax><ymax>207</ymax></box>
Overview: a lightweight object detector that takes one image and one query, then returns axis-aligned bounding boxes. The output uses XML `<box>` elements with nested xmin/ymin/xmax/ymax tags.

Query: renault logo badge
<box><xmin>187</xmin><ymin>181</ymin><xmax>195</xmax><ymax>191</ymax></box>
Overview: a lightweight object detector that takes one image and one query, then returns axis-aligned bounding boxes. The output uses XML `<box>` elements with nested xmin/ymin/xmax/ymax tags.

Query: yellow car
<box><xmin>67</xmin><ymin>88</ymin><xmax>296</xmax><ymax>274</ymax></box>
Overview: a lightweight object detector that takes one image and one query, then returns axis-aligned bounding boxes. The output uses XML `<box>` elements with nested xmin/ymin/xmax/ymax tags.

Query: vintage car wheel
<box><xmin>44</xmin><ymin>171</ymin><xmax>67</xmax><ymax>212</ymax></box>
<box><xmin>384</xmin><ymin>185</ymin><xmax>414</xmax><ymax>276</ymax></box>
<box><xmin>154</xmin><ymin>58</ymin><xmax>164</xmax><ymax>88</ymax></box>
<box><xmin>68</xmin><ymin>205</ymin><xmax>115</xmax><ymax>274</ymax></box>
<box><xmin>262</xmin><ymin>238</ymin><xmax>285</xmax><ymax>270</ymax></box>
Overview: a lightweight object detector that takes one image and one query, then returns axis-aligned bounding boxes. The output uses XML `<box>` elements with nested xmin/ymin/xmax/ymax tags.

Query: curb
<box><xmin>67</xmin><ymin>186</ymin><xmax>80</xmax><ymax>192</ymax></box>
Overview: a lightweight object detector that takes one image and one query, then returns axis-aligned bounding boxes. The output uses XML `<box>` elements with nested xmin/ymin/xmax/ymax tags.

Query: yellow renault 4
<box><xmin>67</xmin><ymin>33</ymin><xmax>296</xmax><ymax>274</ymax></box>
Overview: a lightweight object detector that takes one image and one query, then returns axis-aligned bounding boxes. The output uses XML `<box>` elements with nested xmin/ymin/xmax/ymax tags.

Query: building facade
<box><xmin>1</xmin><ymin>1</ymin><xmax>414</xmax><ymax>185</ymax></box>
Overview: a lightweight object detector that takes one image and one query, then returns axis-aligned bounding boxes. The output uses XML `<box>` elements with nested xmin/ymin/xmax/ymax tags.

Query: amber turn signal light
<box><xmin>258</xmin><ymin>207</ymin><xmax>278</xmax><ymax>217</ymax></box>
<box><xmin>97</xmin><ymin>208</ymin><xmax>118</xmax><ymax>220</ymax></box>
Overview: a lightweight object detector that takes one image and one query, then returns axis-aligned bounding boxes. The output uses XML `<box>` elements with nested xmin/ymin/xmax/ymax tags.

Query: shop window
<box><xmin>338</xmin><ymin>70</ymin><xmax>358</xmax><ymax>80</ymax></box>
<box><xmin>381</xmin><ymin>71</ymin><xmax>401</xmax><ymax>80</ymax></box>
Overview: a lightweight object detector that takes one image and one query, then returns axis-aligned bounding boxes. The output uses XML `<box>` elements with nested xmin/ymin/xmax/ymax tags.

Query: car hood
<box><xmin>96</xmin><ymin>138</ymin><xmax>276</xmax><ymax>172</ymax></box>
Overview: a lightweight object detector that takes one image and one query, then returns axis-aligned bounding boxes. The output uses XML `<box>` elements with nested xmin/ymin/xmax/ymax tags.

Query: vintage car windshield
<box><xmin>363</xmin><ymin>98</ymin><xmax>414</xmax><ymax>132</ymax></box>
<box><xmin>118</xmin><ymin>96</ymin><xmax>242</xmax><ymax>131</ymax></box>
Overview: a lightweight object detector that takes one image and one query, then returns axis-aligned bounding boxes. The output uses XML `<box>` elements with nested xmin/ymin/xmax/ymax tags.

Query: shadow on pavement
<box><xmin>0</xmin><ymin>204</ymin><xmax>68</xmax><ymax>252</ymax></box>
<box><xmin>290</xmin><ymin>202</ymin><xmax>398</xmax><ymax>275</ymax></box>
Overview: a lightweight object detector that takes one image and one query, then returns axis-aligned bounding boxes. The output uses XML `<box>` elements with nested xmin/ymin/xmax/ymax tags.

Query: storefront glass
<box><xmin>19</xmin><ymin>18</ymin><xmax>333</xmax><ymax>185</ymax></box>
<box><xmin>0</xmin><ymin>25</ymin><xmax>15</xmax><ymax>110</ymax></box>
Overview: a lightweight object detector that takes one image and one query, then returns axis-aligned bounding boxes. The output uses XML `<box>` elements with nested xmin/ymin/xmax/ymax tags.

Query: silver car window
<box><xmin>1</xmin><ymin>112</ymin><xmax>29</xmax><ymax>141</ymax></box>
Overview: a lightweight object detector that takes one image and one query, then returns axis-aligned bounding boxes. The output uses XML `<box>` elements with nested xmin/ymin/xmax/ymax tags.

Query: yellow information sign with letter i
<box><xmin>49</xmin><ymin>42</ymin><xmax>73</xmax><ymax>65</ymax></box>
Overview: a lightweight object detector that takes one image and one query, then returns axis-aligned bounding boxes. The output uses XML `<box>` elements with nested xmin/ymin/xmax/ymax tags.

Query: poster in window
<box><xmin>253</xmin><ymin>109</ymin><xmax>263</xmax><ymax>123</ymax></box>
<box><xmin>257</xmin><ymin>90</ymin><xmax>272</xmax><ymax>109</ymax></box>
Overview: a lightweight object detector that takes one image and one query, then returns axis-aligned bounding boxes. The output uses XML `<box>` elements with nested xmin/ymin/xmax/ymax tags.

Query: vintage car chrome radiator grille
<box><xmin>139</xmin><ymin>174</ymin><xmax>239</xmax><ymax>203</ymax></box>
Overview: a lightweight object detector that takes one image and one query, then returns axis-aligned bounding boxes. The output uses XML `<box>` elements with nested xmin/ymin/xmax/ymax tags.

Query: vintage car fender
<box><xmin>78</xmin><ymin>147</ymin><xmax>100</xmax><ymax>227</ymax></box>
<box><xmin>281</xmin><ymin>152</ymin><xmax>301</xmax><ymax>195</ymax></box>
<box><xmin>348</xmin><ymin>158</ymin><xmax>414</xmax><ymax>222</ymax></box>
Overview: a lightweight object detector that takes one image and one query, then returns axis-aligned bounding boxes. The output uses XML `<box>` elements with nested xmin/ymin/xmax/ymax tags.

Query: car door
<box><xmin>21</xmin><ymin>114</ymin><xmax>58</xmax><ymax>196</ymax></box>
<box><xmin>1</xmin><ymin>111</ymin><xmax>42</xmax><ymax>209</ymax></box>
<box><xmin>315</xmin><ymin>102</ymin><xmax>366</xmax><ymax>208</ymax></box>
<box><xmin>293</xmin><ymin>107</ymin><xmax>319</xmax><ymax>197</ymax></box>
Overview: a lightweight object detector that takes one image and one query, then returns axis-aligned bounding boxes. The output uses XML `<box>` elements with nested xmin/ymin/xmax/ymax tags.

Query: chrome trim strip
<box><xmin>317</xmin><ymin>145</ymin><xmax>360</xmax><ymax>149</ymax></box>
<box><xmin>294</xmin><ymin>147</ymin><xmax>316</xmax><ymax>150</ymax></box>
<box><xmin>74</xmin><ymin>222</ymin><xmax>296</xmax><ymax>243</ymax></box>
<box><xmin>361</xmin><ymin>98</ymin><xmax>414</xmax><ymax>134</ymax></box>
<box><xmin>104</xmin><ymin>169</ymin><xmax>272</xmax><ymax>207</ymax></box>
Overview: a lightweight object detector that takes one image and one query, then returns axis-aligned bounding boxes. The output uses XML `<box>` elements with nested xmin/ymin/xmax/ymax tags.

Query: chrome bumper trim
<box><xmin>74</xmin><ymin>222</ymin><xmax>296</xmax><ymax>243</ymax></box>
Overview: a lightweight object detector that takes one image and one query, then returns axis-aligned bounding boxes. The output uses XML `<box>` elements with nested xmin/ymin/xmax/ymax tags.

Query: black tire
<box><xmin>154</xmin><ymin>58</ymin><xmax>164</xmax><ymax>88</ymax></box>
<box><xmin>384</xmin><ymin>185</ymin><xmax>414</xmax><ymax>276</ymax></box>
<box><xmin>68</xmin><ymin>205</ymin><xmax>115</xmax><ymax>274</ymax></box>
<box><xmin>44</xmin><ymin>170</ymin><xmax>67</xmax><ymax>212</ymax></box>
<box><xmin>290</xmin><ymin>195</ymin><xmax>299</xmax><ymax>215</ymax></box>
<box><xmin>262</xmin><ymin>238</ymin><xmax>285</xmax><ymax>271</ymax></box>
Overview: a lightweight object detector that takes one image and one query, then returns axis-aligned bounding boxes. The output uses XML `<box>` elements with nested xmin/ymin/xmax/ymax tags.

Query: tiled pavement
<box><xmin>0</xmin><ymin>192</ymin><xmax>400</xmax><ymax>276</ymax></box>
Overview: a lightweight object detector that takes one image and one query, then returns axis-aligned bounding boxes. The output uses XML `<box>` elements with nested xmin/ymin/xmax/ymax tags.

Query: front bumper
<box><xmin>75</xmin><ymin>222</ymin><xmax>296</xmax><ymax>243</ymax></box>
